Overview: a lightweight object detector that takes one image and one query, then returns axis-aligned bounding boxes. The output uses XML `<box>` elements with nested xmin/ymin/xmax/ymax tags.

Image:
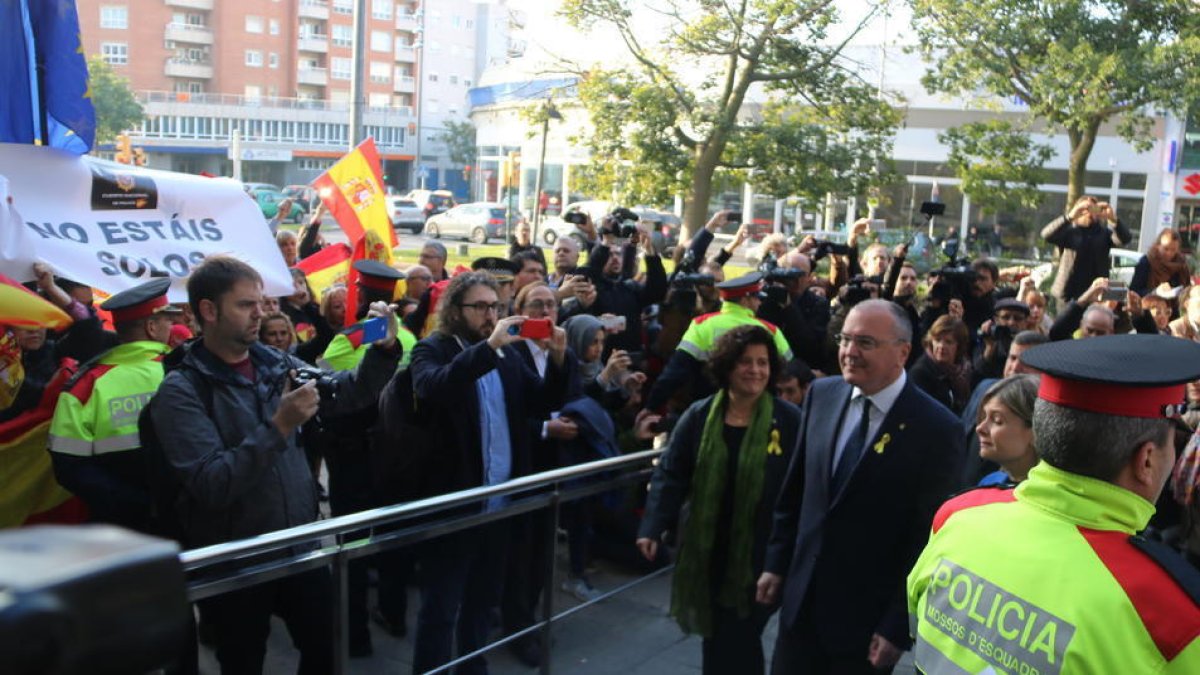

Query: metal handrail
<box><xmin>180</xmin><ymin>448</ymin><xmax>662</xmax><ymax>570</ymax></box>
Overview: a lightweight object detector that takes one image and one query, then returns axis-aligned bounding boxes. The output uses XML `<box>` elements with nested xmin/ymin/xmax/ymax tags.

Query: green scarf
<box><xmin>670</xmin><ymin>390</ymin><xmax>774</xmax><ymax>637</ymax></box>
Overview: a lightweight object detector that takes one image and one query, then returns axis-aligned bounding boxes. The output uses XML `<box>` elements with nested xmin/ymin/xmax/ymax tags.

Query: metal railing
<box><xmin>182</xmin><ymin>449</ymin><xmax>666</xmax><ymax>675</ymax></box>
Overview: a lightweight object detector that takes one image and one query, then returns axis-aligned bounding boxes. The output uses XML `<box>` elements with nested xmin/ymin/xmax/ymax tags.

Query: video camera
<box><xmin>809</xmin><ymin>239</ymin><xmax>854</xmax><ymax>262</ymax></box>
<box><xmin>602</xmin><ymin>207</ymin><xmax>641</xmax><ymax>239</ymax></box>
<box><xmin>564</xmin><ymin>210</ymin><xmax>588</xmax><ymax>226</ymax></box>
<box><xmin>928</xmin><ymin>259</ymin><xmax>976</xmax><ymax>302</ymax></box>
<box><xmin>838</xmin><ymin>274</ymin><xmax>876</xmax><ymax>308</ymax></box>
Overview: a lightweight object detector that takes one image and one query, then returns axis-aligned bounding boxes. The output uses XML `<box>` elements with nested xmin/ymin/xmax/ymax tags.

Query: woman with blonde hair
<box><xmin>976</xmin><ymin>374</ymin><xmax>1040</xmax><ymax>486</ymax></box>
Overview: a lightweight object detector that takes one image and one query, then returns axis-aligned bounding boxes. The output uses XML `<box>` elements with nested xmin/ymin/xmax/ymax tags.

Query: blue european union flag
<box><xmin>0</xmin><ymin>0</ymin><xmax>95</xmax><ymax>153</ymax></box>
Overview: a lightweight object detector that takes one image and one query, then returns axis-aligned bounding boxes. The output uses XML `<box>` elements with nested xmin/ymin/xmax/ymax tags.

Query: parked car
<box><xmin>243</xmin><ymin>182</ymin><xmax>281</xmax><ymax>194</ymax></box>
<box><xmin>1108</xmin><ymin>248</ymin><xmax>1141</xmax><ymax>285</ymax></box>
<box><xmin>541</xmin><ymin>201</ymin><xmax>680</xmax><ymax>250</ymax></box>
<box><xmin>404</xmin><ymin>189</ymin><xmax>458</xmax><ymax>221</ymax></box>
<box><xmin>424</xmin><ymin>202</ymin><xmax>508</xmax><ymax>244</ymax></box>
<box><xmin>388</xmin><ymin>197</ymin><xmax>426</xmax><ymax>234</ymax></box>
<box><xmin>252</xmin><ymin>188</ymin><xmax>307</xmax><ymax>223</ymax></box>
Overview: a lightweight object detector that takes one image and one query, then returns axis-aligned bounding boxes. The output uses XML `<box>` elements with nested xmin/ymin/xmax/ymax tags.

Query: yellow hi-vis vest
<box><xmin>907</xmin><ymin>463</ymin><xmax>1200</xmax><ymax>674</ymax></box>
<box><xmin>320</xmin><ymin>316</ymin><xmax>416</xmax><ymax>372</ymax></box>
<box><xmin>676</xmin><ymin>302</ymin><xmax>793</xmax><ymax>362</ymax></box>
<box><xmin>48</xmin><ymin>341</ymin><xmax>170</xmax><ymax>456</ymax></box>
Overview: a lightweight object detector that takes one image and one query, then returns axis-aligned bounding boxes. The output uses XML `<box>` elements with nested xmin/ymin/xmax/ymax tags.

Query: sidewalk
<box><xmin>200</xmin><ymin>546</ymin><xmax>916</xmax><ymax>674</ymax></box>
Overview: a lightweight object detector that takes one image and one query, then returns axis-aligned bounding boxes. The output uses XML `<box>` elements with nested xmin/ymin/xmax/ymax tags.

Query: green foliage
<box><xmin>435</xmin><ymin>119</ymin><xmax>477</xmax><ymax>167</ymax></box>
<box><xmin>909</xmin><ymin>0</ymin><xmax>1200</xmax><ymax>203</ymax></box>
<box><xmin>560</xmin><ymin>0</ymin><xmax>901</xmax><ymax>235</ymax></box>
<box><xmin>86</xmin><ymin>56</ymin><xmax>143</xmax><ymax>145</ymax></box>
<box><xmin>940</xmin><ymin>120</ymin><xmax>1054</xmax><ymax>215</ymax></box>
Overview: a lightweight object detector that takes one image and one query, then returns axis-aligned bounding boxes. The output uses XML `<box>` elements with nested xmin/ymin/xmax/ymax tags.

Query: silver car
<box><xmin>424</xmin><ymin>202</ymin><xmax>508</xmax><ymax>244</ymax></box>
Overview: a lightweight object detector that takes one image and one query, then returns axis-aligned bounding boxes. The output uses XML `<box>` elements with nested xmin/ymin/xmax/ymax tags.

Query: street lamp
<box><xmin>531</xmin><ymin>98</ymin><xmax>563</xmax><ymax>243</ymax></box>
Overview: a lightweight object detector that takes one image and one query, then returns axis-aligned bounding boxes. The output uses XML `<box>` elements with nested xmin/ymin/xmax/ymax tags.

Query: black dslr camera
<box><xmin>563</xmin><ymin>210</ymin><xmax>588</xmax><ymax>226</ymax></box>
<box><xmin>291</xmin><ymin>365</ymin><xmax>339</xmax><ymax>401</ymax></box>
<box><xmin>928</xmin><ymin>259</ymin><xmax>976</xmax><ymax>302</ymax></box>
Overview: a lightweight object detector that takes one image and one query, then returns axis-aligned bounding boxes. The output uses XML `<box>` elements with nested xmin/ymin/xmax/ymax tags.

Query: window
<box><xmin>464</xmin><ymin>79</ymin><xmax>472</xmax><ymax>87</ymax></box>
<box><xmin>268</xmin><ymin>53</ymin><xmax>279</xmax><ymax>69</ymax></box>
<box><xmin>427</xmin><ymin>72</ymin><xmax>438</xmax><ymax>82</ymax></box>
<box><xmin>372</xmin><ymin>0</ymin><xmax>393</xmax><ymax>20</ymax></box>
<box><xmin>370</xmin><ymin>30</ymin><xmax>391</xmax><ymax>52</ymax></box>
<box><xmin>101</xmin><ymin>42</ymin><xmax>127</xmax><ymax>65</ymax></box>
<box><xmin>449</xmin><ymin>75</ymin><xmax>458</xmax><ymax>84</ymax></box>
<box><xmin>452</xmin><ymin>15</ymin><xmax>461</xmax><ymax>27</ymax></box>
<box><xmin>331</xmin><ymin>57</ymin><xmax>353</xmax><ymax>80</ymax></box>
<box><xmin>245</xmin><ymin>50</ymin><xmax>263</xmax><ymax>67</ymax></box>
<box><xmin>299</xmin><ymin>158</ymin><xmax>334</xmax><ymax>171</ymax></box>
<box><xmin>333</xmin><ymin>0</ymin><xmax>352</xmax><ymax>14</ymax></box>
<box><xmin>427</xmin><ymin>99</ymin><xmax>440</xmax><ymax>113</ymax></box>
<box><xmin>332</xmin><ymin>24</ymin><xmax>352</xmax><ymax>47</ymax></box>
<box><xmin>100</xmin><ymin>6</ymin><xmax>128</xmax><ymax>29</ymax></box>
<box><xmin>369</xmin><ymin>93</ymin><xmax>391</xmax><ymax>108</ymax></box>
<box><xmin>244</xmin><ymin>85</ymin><xmax>262</xmax><ymax>100</ymax></box>
<box><xmin>269</xmin><ymin>19</ymin><xmax>280</xmax><ymax>35</ymax></box>
<box><xmin>245</xmin><ymin>16</ymin><xmax>263</xmax><ymax>33</ymax></box>
<box><xmin>466</xmin><ymin>19</ymin><xmax>473</xmax><ymax>28</ymax></box>
<box><xmin>369</xmin><ymin>61</ymin><xmax>391</xmax><ymax>83</ymax></box>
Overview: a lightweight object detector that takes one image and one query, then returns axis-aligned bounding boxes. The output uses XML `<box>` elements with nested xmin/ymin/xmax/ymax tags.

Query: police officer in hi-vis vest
<box><xmin>908</xmin><ymin>334</ymin><xmax>1200</xmax><ymax>674</ymax></box>
<box><xmin>643</xmin><ymin>271</ymin><xmax>793</xmax><ymax>414</ymax></box>
<box><xmin>48</xmin><ymin>277</ymin><xmax>177</xmax><ymax>531</ymax></box>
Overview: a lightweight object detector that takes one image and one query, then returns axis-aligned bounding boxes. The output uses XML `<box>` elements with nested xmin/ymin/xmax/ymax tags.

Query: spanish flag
<box><xmin>343</xmin><ymin>230</ymin><xmax>404</xmax><ymax>327</ymax></box>
<box><xmin>296</xmin><ymin>242</ymin><xmax>353</xmax><ymax>305</ymax></box>
<box><xmin>312</xmin><ymin>138</ymin><xmax>396</xmax><ymax>261</ymax></box>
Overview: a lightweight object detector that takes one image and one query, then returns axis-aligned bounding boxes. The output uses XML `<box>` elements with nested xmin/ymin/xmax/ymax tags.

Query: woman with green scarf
<box><xmin>637</xmin><ymin>325</ymin><xmax>803</xmax><ymax>674</ymax></box>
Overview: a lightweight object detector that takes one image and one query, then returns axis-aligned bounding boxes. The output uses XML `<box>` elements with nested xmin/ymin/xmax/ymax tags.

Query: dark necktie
<box><xmin>832</xmin><ymin>396</ymin><xmax>871</xmax><ymax>494</ymax></box>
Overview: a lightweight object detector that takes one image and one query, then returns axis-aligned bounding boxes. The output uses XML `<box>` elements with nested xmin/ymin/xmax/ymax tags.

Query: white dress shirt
<box><xmin>831</xmin><ymin>370</ymin><xmax>907</xmax><ymax>474</ymax></box>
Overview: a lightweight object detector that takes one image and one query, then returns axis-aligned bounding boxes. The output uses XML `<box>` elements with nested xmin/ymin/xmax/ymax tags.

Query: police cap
<box><xmin>471</xmin><ymin>257</ymin><xmax>518</xmax><ymax>283</ymax></box>
<box><xmin>716</xmin><ymin>271</ymin><xmax>765</xmax><ymax>300</ymax></box>
<box><xmin>1019</xmin><ymin>334</ymin><xmax>1200</xmax><ymax>418</ymax></box>
<box><xmin>100</xmin><ymin>277</ymin><xmax>179</xmax><ymax>324</ymax></box>
<box><xmin>353</xmin><ymin>259</ymin><xmax>405</xmax><ymax>292</ymax></box>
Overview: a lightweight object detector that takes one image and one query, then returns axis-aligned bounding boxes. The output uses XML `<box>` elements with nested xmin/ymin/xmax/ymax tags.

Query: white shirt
<box><xmin>831</xmin><ymin>370</ymin><xmax>907</xmax><ymax>474</ymax></box>
<box><xmin>525</xmin><ymin>339</ymin><xmax>548</xmax><ymax>379</ymax></box>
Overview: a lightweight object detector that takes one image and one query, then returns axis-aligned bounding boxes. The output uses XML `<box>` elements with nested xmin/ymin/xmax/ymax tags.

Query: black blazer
<box><xmin>409</xmin><ymin>333</ymin><xmax>569</xmax><ymax>501</ymax></box>
<box><xmin>639</xmin><ymin>394</ymin><xmax>802</xmax><ymax>581</ymax></box>
<box><xmin>764</xmin><ymin>375</ymin><xmax>962</xmax><ymax>653</ymax></box>
<box><xmin>511</xmin><ymin>339</ymin><xmax>580</xmax><ymax>473</ymax></box>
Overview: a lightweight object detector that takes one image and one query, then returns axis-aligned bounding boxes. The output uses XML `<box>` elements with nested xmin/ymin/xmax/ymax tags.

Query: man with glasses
<box><xmin>780</xmin><ymin>251</ymin><xmax>831</xmax><ymax>369</ymax></box>
<box><xmin>758</xmin><ymin>299</ymin><xmax>962</xmax><ymax>673</ymax></box>
<box><xmin>409</xmin><ymin>271</ymin><xmax>571</xmax><ymax>674</ymax></box>
<box><xmin>402</xmin><ymin>264</ymin><xmax>433</xmax><ymax>303</ymax></box>
<box><xmin>419</xmin><ymin>241</ymin><xmax>449</xmax><ymax>281</ymax></box>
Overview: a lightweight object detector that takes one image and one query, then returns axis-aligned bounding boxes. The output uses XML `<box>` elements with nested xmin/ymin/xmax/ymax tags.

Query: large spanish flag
<box><xmin>296</xmin><ymin>242</ymin><xmax>353</xmax><ymax>304</ymax></box>
<box><xmin>312</xmin><ymin>138</ymin><xmax>396</xmax><ymax>261</ymax></box>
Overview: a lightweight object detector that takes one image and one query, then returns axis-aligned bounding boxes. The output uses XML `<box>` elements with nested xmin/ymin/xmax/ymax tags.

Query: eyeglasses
<box><xmin>459</xmin><ymin>301</ymin><xmax>506</xmax><ymax>314</ymax></box>
<box><xmin>834</xmin><ymin>332</ymin><xmax>903</xmax><ymax>351</ymax></box>
<box><xmin>525</xmin><ymin>299</ymin><xmax>557</xmax><ymax>312</ymax></box>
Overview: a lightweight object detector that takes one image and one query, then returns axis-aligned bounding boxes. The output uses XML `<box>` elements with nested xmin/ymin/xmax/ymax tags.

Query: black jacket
<box><xmin>908</xmin><ymin>353</ymin><xmax>966</xmax><ymax>414</ymax></box>
<box><xmin>152</xmin><ymin>339</ymin><xmax>398</xmax><ymax>548</ymax></box>
<box><xmin>409</xmin><ymin>332</ymin><xmax>569</xmax><ymax>500</ymax></box>
<box><xmin>563</xmin><ymin>243</ymin><xmax>666</xmax><ymax>352</ymax></box>
<box><xmin>1042</xmin><ymin>215</ymin><xmax>1131</xmax><ymax>302</ymax></box>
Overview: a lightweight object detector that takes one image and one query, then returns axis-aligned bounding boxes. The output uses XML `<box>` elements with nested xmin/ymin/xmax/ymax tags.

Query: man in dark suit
<box><xmin>757</xmin><ymin>299</ymin><xmax>963</xmax><ymax>673</ymax></box>
<box><xmin>409</xmin><ymin>271</ymin><xmax>570</xmax><ymax>675</ymax></box>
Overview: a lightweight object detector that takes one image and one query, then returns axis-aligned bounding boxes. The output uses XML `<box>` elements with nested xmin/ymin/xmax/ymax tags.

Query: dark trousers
<box><xmin>562</xmin><ymin>499</ymin><xmax>593</xmax><ymax>578</ymax></box>
<box><xmin>325</xmin><ymin>437</ymin><xmax>374</xmax><ymax>651</ymax></box>
<box><xmin>770</xmin><ymin>607</ymin><xmax>892</xmax><ymax>675</ymax></box>
<box><xmin>702</xmin><ymin>604</ymin><xmax>773</xmax><ymax>675</ymax></box>
<box><xmin>501</xmin><ymin>509</ymin><xmax>550</xmax><ymax>637</ymax></box>
<box><xmin>376</xmin><ymin>546</ymin><xmax>414</xmax><ymax>625</ymax></box>
<box><xmin>413</xmin><ymin>523</ymin><xmax>510</xmax><ymax>675</ymax></box>
<box><xmin>197</xmin><ymin>568</ymin><xmax>333</xmax><ymax>675</ymax></box>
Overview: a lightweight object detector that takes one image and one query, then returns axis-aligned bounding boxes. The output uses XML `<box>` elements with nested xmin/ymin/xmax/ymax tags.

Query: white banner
<box><xmin>0</xmin><ymin>143</ymin><xmax>292</xmax><ymax>301</ymax></box>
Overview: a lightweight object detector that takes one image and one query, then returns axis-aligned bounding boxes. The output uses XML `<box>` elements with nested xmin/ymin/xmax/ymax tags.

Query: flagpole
<box><xmin>349</xmin><ymin>0</ymin><xmax>366</xmax><ymax>148</ymax></box>
<box><xmin>18</xmin><ymin>0</ymin><xmax>45</xmax><ymax>146</ymax></box>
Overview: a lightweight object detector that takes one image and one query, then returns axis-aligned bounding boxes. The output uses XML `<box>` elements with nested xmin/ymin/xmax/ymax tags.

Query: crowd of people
<box><xmin>7</xmin><ymin>192</ymin><xmax>1200</xmax><ymax>674</ymax></box>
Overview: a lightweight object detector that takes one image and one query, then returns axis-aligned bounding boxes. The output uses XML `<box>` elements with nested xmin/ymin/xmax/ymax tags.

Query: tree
<box><xmin>86</xmin><ymin>56</ymin><xmax>143</xmax><ymax>145</ymax></box>
<box><xmin>909</xmin><ymin>0</ymin><xmax>1200</xmax><ymax>207</ymax></box>
<box><xmin>940</xmin><ymin>120</ymin><xmax>1054</xmax><ymax>215</ymax></box>
<box><xmin>436</xmin><ymin>118</ymin><xmax>477</xmax><ymax>167</ymax></box>
<box><xmin>560</xmin><ymin>0</ymin><xmax>901</xmax><ymax>238</ymax></box>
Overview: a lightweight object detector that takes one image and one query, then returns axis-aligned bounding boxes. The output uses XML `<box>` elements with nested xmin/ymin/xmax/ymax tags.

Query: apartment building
<box><xmin>77</xmin><ymin>0</ymin><xmax>509</xmax><ymax>193</ymax></box>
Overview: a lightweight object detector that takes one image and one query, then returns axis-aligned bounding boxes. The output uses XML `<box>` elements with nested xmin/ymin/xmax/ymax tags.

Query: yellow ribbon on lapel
<box><xmin>873</xmin><ymin>432</ymin><xmax>892</xmax><ymax>455</ymax></box>
<box><xmin>767</xmin><ymin>428</ymin><xmax>783</xmax><ymax>455</ymax></box>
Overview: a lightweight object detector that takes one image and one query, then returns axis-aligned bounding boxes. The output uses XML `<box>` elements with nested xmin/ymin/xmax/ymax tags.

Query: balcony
<box><xmin>299</xmin><ymin>0</ymin><xmax>329</xmax><ymax>20</ymax></box>
<box><xmin>297</xmin><ymin>36</ymin><xmax>329</xmax><ymax>53</ymax></box>
<box><xmin>164</xmin><ymin>57</ymin><xmax>213</xmax><ymax>79</ymax></box>
<box><xmin>164</xmin><ymin>22</ymin><xmax>213</xmax><ymax>45</ymax></box>
<box><xmin>297</xmin><ymin>67</ymin><xmax>329</xmax><ymax>86</ymax></box>
<box><xmin>393</xmin><ymin>75</ymin><xmax>415</xmax><ymax>93</ymax></box>
<box><xmin>395</xmin><ymin>12</ymin><xmax>418</xmax><ymax>31</ymax></box>
<box><xmin>394</xmin><ymin>44</ymin><xmax>416</xmax><ymax>61</ymax></box>
<box><xmin>164</xmin><ymin>0</ymin><xmax>213</xmax><ymax>9</ymax></box>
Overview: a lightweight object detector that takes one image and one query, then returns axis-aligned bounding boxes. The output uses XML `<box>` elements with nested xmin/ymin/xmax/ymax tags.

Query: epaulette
<box><xmin>1129</xmin><ymin>535</ymin><xmax>1200</xmax><ymax>606</ymax></box>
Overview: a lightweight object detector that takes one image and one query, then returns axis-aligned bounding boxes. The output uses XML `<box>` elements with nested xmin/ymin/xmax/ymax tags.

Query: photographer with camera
<box><xmin>1048</xmin><ymin>276</ymin><xmax>1157</xmax><ymax>341</ymax></box>
<box><xmin>150</xmin><ymin>256</ymin><xmax>402</xmax><ymax>673</ymax></box>
<box><xmin>1042</xmin><ymin>195</ymin><xmax>1132</xmax><ymax>305</ymax></box>
<box><xmin>972</xmin><ymin>298</ymin><xmax>1030</xmax><ymax>381</ymax></box>
<box><xmin>561</xmin><ymin>208</ymin><xmax>667</xmax><ymax>353</ymax></box>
